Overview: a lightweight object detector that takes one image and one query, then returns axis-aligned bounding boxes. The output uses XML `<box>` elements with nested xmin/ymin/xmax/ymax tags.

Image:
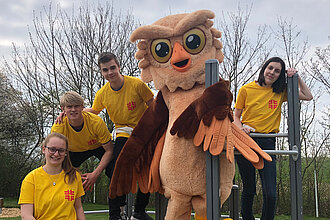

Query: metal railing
<box><xmin>203</xmin><ymin>60</ymin><xmax>303</xmax><ymax>220</ymax></box>
<box><xmin>85</xmin><ymin>60</ymin><xmax>303</xmax><ymax>220</ymax></box>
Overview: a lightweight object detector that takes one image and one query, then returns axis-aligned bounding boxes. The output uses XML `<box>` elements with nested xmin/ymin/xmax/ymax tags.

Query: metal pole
<box><xmin>262</xmin><ymin>149</ymin><xmax>298</xmax><ymax>156</ymax></box>
<box><xmin>126</xmin><ymin>192</ymin><xmax>134</xmax><ymax>218</ymax></box>
<box><xmin>249</xmin><ymin>133</ymin><xmax>288</xmax><ymax>138</ymax></box>
<box><xmin>314</xmin><ymin>170</ymin><xmax>319</xmax><ymax>217</ymax></box>
<box><xmin>229</xmin><ymin>185</ymin><xmax>239</xmax><ymax>220</ymax></box>
<box><xmin>287</xmin><ymin>74</ymin><xmax>303</xmax><ymax>220</ymax></box>
<box><xmin>205</xmin><ymin>59</ymin><xmax>220</xmax><ymax>220</ymax></box>
<box><xmin>155</xmin><ymin>192</ymin><xmax>168</xmax><ymax>220</ymax></box>
<box><xmin>93</xmin><ymin>183</ymin><xmax>96</xmax><ymax>203</ymax></box>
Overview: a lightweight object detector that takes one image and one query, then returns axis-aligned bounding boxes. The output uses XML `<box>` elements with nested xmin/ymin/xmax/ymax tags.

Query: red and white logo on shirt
<box><xmin>127</xmin><ymin>101</ymin><xmax>136</xmax><ymax>111</ymax></box>
<box><xmin>64</xmin><ymin>190</ymin><xmax>75</xmax><ymax>201</ymax></box>
<box><xmin>268</xmin><ymin>100</ymin><xmax>278</xmax><ymax>109</ymax></box>
<box><xmin>88</xmin><ymin>139</ymin><xmax>97</xmax><ymax>145</ymax></box>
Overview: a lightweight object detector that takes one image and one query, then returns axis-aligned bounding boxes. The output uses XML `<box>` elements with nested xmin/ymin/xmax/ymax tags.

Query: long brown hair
<box><xmin>257</xmin><ymin>57</ymin><xmax>287</xmax><ymax>94</ymax></box>
<box><xmin>43</xmin><ymin>133</ymin><xmax>77</xmax><ymax>184</ymax></box>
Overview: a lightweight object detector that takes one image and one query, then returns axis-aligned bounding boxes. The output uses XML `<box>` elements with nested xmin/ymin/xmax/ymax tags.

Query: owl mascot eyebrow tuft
<box><xmin>109</xmin><ymin>9</ymin><xmax>271</xmax><ymax>219</ymax></box>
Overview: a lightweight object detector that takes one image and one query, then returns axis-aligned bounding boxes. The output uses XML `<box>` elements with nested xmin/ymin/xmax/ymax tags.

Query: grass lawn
<box><xmin>0</xmin><ymin>198</ymin><xmax>329</xmax><ymax>220</ymax></box>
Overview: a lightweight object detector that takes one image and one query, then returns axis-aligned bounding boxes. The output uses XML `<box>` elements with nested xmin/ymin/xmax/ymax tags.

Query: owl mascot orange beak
<box><xmin>109</xmin><ymin>10</ymin><xmax>271</xmax><ymax>219</ymax></box>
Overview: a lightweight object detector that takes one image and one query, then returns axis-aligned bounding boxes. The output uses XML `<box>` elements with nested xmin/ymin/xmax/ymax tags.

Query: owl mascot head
<box><xmin>131</xmin><ymin>10</ymin><xmax>224</xmax><ymax>92</ymax></box>
<box><xmin>109</xmin><ymin>10</ymin><xmax>271</xmax><ymax>219</ymax></box>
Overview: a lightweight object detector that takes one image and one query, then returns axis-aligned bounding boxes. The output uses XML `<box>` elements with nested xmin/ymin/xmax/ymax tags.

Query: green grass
<box><xmin>1</xmin><ymin>198</ymin><xmax>329</xmax><ymax>220</ymax></box>
<box><xmin>0</xmin><ymin>217</ymin><xmax>20</xmax><ymax>220</ymax></box>
<box><xmin>0</xmin><ymin>198</ymin><xmax>19</xmax><ymax>209</ymax></box>
<box><xmin>83</xmin><ymin>202</ymin><xmax>108</xmax><ymax>211</ymax></box>
<box><xmin>2</xmin><ymin>213</ymin><xmax>329</xmax><ymax>220</ymax></box>
<box><xmin>274</xmin><ymin>216</ymin><xmax>329</xmax><ymax>220</ymax></box>
<box><xmin>2</xmin><ymin>211</ymin><xmax>330</xmax><ymax>220</ymax></box>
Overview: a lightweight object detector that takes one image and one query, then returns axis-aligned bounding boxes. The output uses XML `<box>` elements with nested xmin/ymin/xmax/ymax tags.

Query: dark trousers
<box><xmin>69</xmin><ymin>146</ymin><xmax>126</xmax><ymax>216</ymax></box>
<box><xmin>236</xmin><ymin>136</ymin><xmax>277</xmax><ymax>220</ymax></box>
<box><xmin>69</xmin><ymin>146</ymin><xmax>112</xmax><ymax>176</ymax></box>
<box><xmin>134</xmin><ymin>188</ymin><xmax>150</xmax><ymax>212</ymax></box>
<box><xmin>68</xmin><ymin>140</ymin><xmax>124</xmax><ymax>217</ymax></box>
<box><xmin>108</xmin><ymin>137</ymin><xmax>150</xmax><ymax>217</ymax></box>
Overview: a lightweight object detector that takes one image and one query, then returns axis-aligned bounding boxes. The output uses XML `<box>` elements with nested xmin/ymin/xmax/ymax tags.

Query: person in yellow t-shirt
<box><xmin>233</xmin><ymin>57</ymin><xmax>313</xmax><ymax>220</ymax></box>
<box><xmin>55</xmin><ymin>53</ymin><xmax>154</xmax><ymax>220</ymax></box>
<box><xmin>52</xmin><ymin>91</ymin><xmax>114</xmax><ymax>193</ymax></box>
<box><xmin>19</xmin><ymin>133</ymin><xmax>85</xmax><ymax>220</ymax></box>
<box><xmin>85</xmin><ymin>52</ymin><xmax>154</xmax><ymax>220</ymax></box>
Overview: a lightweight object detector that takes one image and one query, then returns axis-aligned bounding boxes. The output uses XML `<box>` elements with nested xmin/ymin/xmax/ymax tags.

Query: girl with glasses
<box><xmin>18</xmin><ymin>133</ymin><xmax>85</xmax><ymax>219</ymax></box>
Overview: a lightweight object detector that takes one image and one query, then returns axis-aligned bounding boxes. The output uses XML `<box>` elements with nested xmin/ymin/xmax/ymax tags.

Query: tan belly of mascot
<box><xmin>160</xmin><ymin>86</ymin><xmax>235</xmax><ymax>220</ymax></box>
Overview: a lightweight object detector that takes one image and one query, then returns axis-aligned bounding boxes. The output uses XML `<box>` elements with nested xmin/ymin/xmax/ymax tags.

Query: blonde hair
<box><xmin>59</xmin><ymin>91</ymin><xmax>84</xmax><ymax>108</ymax></box>
<box><xmin>43</xmin><ymin>133</ymin><xmax>77</xmax><ymax>184</ymax></box>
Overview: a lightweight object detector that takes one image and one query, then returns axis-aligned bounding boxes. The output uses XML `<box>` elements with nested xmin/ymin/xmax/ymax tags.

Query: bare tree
<box><xmin>217</xmin><ymin>4</ymin><xmax>272</xmax><ymax>100</ymax></box>
<box><xmin>306</xmin><ymin>39</ymin><xmax>330</xmax><ymax>93</ymax></box>
<box><xmin>0</xmin><ymin>72</ymin><xmax>42</xmax><ymax>197</ymax></box>
<box><xmin>5</xmin><ymin>2</ymin><xmax>139</xmax><ymax>125</ymax></box>
<box><xmin>274</xmin><ymin>17</ymin><xmax>330</xmax><ymax>216</ymax></box>
<box><xmin>274</xmin><ymin>17</ymin><xmax>309</xmax><ymax>68</ymax></box>
<box><xmin>1</xmin><ymin>2</ymin><xmax>140</xmax><ymax>198</ymax></box>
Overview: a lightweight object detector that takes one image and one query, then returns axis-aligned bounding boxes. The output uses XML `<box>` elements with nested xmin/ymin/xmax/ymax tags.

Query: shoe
<box><xmin>109</xmin><ymin>215</ymin><xmax>122</xmax><ymax>220</ymax></box>
<box><xmin>131</xmin><ymin>211</ymin><xmax>153</xmax><ymax>220</ymax></box>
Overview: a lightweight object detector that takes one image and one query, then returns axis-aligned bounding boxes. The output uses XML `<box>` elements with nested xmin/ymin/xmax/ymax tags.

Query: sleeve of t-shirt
<box><xmin>234</xmin><ymin>86</ymin><xmax>247</xmax><ymax>110</ymax></box>
<box><xmin>92</xmin><ymin>89</ymin><xmax>106</xmax><ymax>113</ymax></box>
<box><xmin>18</xmin><ymin>172</ymin><xmax>35</xmax><ymax>204</ymax></box>
<box><xmin>75</xmin><ymin>172</ymin><xmax>85</xmax><ymax>199</ymax></box>
<box><xmin>283</xmin><ymin>90</ymin><xmax>288</xmax><ymax>102</ymax></box>
<box><xmin>95</xmin><ymin>117</ymin><xmax>112</xmax><ymax>144</ymax></box>
<box><xmin>137</xmin><ymin>80</ymin><xmax>154</xmax><ymax>102</ymax></box>
<box><xmin>51</xmin><ymin>123</ymin><xmax>63</xmax><ymax>135</ymax></box>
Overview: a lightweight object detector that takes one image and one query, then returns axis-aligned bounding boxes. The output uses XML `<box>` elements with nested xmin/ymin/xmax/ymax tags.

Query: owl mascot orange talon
<box><xmin>109</xmin><ymin>10</ymin><xmax>272</xmax><ymax>220</ymax></box>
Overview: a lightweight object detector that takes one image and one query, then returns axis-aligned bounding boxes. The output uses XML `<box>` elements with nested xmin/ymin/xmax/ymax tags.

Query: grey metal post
<box><xmin>126</xmin><ymin>192</ymin><xmax>134</xmax><ymax>218</ymax></box>
<box><xmin>287</xmin><ymin>74</ymin><xmax>303</xmax><ymax>220</ymax></box>
<box><xmin>229</xmin><ymin>185</ymin><xmax>239</xmax><ymax>220</ymax></box>
<box><xmin>205</xmin><ymin>59</ymin><xmax>220</xmax><ymax>219</ymax></box>
<box><xmin>155</xmin><ymin>192</ymin><xmax>168</xmax><ymax>220</ymax></box>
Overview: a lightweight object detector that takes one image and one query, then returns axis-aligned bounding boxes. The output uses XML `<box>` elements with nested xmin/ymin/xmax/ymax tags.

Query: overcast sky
<box><xmin>0</xmin><ymin>0</ymin><xmax>328</xmax><ymax>118</ymax></box>
<box><xmin>0</xmin><ymin>0</ymin><xmax>329</xmax><ymax>59</ymax></box>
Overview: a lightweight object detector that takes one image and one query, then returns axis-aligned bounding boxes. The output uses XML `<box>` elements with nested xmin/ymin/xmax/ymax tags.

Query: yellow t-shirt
<box><xmin>235</xmin><ymin>81</ymin><xmax>287</xmax><ymax>133</ymax></box>
<box><xmin>18</xmin><ymin>167</ymin><xmax>84</xmax><ymax>220</ymax></box>
<box><xmin>51</xmin><ymin>111</ymin><xmax>111</xmax><ymax>152</ymax></box>
<box><xmin>92</xmin><ymin>75</ymin><xmax>154</xmax><ymax>138</ymax></box>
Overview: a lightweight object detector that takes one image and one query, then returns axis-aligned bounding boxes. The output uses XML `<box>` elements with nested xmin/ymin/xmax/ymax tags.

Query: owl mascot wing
<box><xmin>109</xmin><ymin>91</ymin><xmax>169</xmax><ymax>198</ymax></box>
<box><xmin>109</xmin><ymin>10</ymin><xmax>271</xmax><ymax>200</ymax></box>
<box><xmin>109</xmin><ymin>80</ymin><xmax>271</xmax><ymax>198</ymax></box>
<box><xmin>170</xmin><ymin>79</ymin><xmax>272</xmax><ymax>169</ymax></box>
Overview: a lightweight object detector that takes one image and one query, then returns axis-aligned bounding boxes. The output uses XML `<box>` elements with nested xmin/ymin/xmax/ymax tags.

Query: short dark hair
<box><xmin>257</xmin><ymin>57</ymin><xmax>286</xmax><ymax>94</ymax></box>
<box><xmin>97</xmin><ymin>52</ymin><xmax>120</xmax><ymax>67</ymax></box>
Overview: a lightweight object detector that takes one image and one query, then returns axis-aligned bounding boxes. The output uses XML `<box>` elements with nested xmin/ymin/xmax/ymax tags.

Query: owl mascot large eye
<box><xmin>109</xmin><ymin>10</ymin><xmax>271</xmax><ymax>219</ymax></box>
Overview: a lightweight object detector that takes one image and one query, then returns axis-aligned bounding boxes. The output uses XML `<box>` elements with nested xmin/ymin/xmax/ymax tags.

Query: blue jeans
<box><xmin>236</xmin><ymin>136</ymin><xmax>277</xmax><ymax>220</ymax></box>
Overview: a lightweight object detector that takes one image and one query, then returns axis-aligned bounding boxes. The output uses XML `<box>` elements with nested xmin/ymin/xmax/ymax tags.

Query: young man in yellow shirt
<box><xmin>52</xmin><ymin>91</ymin><xmax>114</xmax><ymax>193</ymax></box>
<box><xmin>85</xmin><ymin>52</ymin><xmax>154</xmax><ymax>220</ymax></box>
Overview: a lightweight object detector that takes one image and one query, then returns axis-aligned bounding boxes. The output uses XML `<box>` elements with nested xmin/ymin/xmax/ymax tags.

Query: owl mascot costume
<box><xmin>109</xmin><ymin>10</ymin><xmax>271</xmax><ymax>219</ymax></box>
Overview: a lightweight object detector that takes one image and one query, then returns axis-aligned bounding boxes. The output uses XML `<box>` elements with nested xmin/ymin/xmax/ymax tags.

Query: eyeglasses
<box><xmin>45</xmin><ymin>146</ymin><xmax>67</xmax><ymax>155</ymax></box>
